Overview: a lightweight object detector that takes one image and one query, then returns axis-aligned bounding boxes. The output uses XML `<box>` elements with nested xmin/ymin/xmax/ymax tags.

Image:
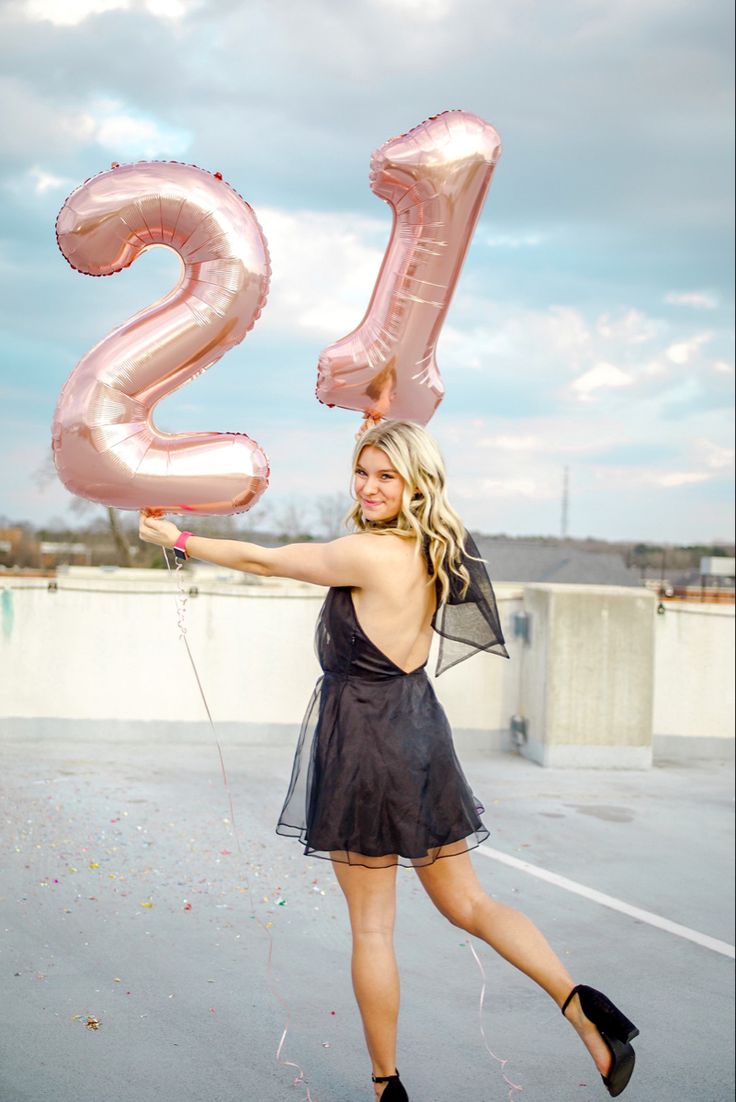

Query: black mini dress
<box><xmin>275</xmin><ymin>533</ymin><xmax>509</xmax><ymax>868</ymax></box>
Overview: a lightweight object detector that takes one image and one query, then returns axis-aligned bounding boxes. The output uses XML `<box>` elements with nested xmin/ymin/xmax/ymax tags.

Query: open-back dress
<box><xmin>275</xmin><ymin>533</ymin><xmax>510</xmax><ymax>868</ymax></box>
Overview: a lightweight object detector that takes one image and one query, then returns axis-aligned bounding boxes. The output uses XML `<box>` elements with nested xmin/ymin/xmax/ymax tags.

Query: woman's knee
<box><xmin>438</xmin><ymin>889</ymin><xmax>493</xmax><ymax>934</ymax></box>
<box><xmin>348</xmin><ymin>897</ymin><xmax>397</xmax><ymax>938</ymax></box>
<box><xmin>351</xmin><ymin>918</ymin><xmax>396</xmax><ymax>943</ymax></box>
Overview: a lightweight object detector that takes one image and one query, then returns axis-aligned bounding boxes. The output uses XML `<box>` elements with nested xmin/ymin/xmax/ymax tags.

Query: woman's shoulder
<box><xmin>348</xmin><ymin>529</ymin><xmax>418</xmax><ymax>562</ymax></box>
<box><xmin>336</xmin><ymin>530</ymin><xmax>423</xmax><ymax>587</ymax></box>
<box><xmin>342</xmin><ymin>528</ymin><xmax>413</xmax><ymax>548</ymax></box>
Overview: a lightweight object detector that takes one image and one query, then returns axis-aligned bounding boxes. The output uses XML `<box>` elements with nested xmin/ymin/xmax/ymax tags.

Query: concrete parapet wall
<box><xmin>1</xmin><ymin>576</ymin><xmax>733</xmax><ymax>765</ymax></box>
<box><xmin>652</xmin><ymin>601</ymin><xmax>735</xmax><ymax>759</ymax></box>
<box><xmin>0</xmin><ymin>578</ymin><xmax>520</xmax><ymax>739</ymax></box>
<box><xmin>518</xmin><ymin>584</ymin><xmax>656</xmax><ymax>768</ymax></box>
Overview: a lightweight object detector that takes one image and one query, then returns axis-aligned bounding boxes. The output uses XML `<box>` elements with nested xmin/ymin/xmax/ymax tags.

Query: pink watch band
<box><xmin>173</xmin><ymin>531</ymin><xmax>194</xmax><ymax>559</ymax></box>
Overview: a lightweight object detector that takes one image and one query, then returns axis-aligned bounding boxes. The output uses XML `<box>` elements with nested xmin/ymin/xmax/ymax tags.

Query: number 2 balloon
<box><xmin>52</xmin><ymin>161</ymin><xmax>270</xmax><ymax>516</ymax></box>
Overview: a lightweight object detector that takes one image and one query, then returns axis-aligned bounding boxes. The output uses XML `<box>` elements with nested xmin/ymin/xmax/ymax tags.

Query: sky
<box><xmin>0</xmin><ymin>0</ymin><xmax>733</xmax><ymax>543</ymax></box>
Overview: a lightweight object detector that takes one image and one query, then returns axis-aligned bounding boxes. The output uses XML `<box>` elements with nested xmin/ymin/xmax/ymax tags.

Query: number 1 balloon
<box><xmin>316</xmin><ymin>110</ymin><xmax>502</xmax><ymax>426</ymax></box>
<box><xmin>53</xmin><ymin>161</ymin><xmax>270</xmax><ymax>516</ymax></box>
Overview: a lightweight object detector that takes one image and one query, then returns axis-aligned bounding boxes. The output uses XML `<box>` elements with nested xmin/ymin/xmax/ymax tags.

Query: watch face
<box><xmin>173</xmin><ymin>547</ymin><xmax>186</xmax><ymax>560</ymax></box>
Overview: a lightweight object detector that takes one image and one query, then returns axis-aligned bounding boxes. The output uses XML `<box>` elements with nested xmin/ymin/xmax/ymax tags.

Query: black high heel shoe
<box><xmin>372</xmin><ymin>1068</ymin><xmax>409</xmax><ymax>1100</ymax></box>
<box><xmin>561</xmin><ymin>984</ymin><xmax>639</xmax><ymax>1097</ymax></box>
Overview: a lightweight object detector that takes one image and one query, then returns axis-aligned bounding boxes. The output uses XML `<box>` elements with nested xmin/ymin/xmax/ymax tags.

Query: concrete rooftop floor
<box><xmin>1</xmin><ymin>730</ymin><xmax>734</xmax><ymax>1102</ymax></box>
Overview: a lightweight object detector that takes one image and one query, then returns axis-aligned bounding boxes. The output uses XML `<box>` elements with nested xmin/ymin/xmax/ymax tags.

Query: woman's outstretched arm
<box><xmin>138</xmin><ymin>512</ymin><xmax>385</xmax><ymax>588</ymax></box>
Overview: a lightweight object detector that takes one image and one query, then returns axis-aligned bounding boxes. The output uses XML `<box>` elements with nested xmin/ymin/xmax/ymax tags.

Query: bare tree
<box><xmin>272</xmin><ymin>498</ymin><xmax>315</xmax><ymax>542</ymax></box>
<box><xmin>105</xmin><ymin>506</ymin><xmax>133</xmax><ymax>566</ymax></box>
<box><xmin>237</xmin><ymin>497</ymin><xmax>272</xmax><ymax>537</ymax></box>
<box><xmin>33</xmin><ymin>451</ymin><xmax>133</xmax><ymax>566</ymax></box>
<box><xmin>31</xmin><ymin>452</ymin><xmax>58</xmax><ymax>495</ymax></box>
<box><xmin>314</xmin><ymin>492</ymin><xmax>351</xmax><ymax>540</ymax></box>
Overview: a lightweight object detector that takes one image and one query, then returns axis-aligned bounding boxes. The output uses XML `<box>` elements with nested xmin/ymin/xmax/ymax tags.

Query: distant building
<box><xmin>699</xmin><ymin>557</ymin><xmax>735</xmax><ymax>584</ymax></box>
<box><xmin>1</xmin><ymin>528</ymin><xmax>91</xmax><ymax>569</ymax></box>
<box><xmin>0</xmin><ymin>527</ymin><xmax>25</xmax><ymax>562</ymax></box>
<box><xmin>669</xmin><ymin>559</ymin><xmax>731</xmax><ymax>595</ymax></box>
<box><xmin>39</xmin><ymin>541</ymin><xmax>91</xmax><ymax>568</ymax></box>
<box><xmin>474</xmin><ymin>536</ymin><xmax>643</xmax><ymax>587</ymax></box>
<box><xmin>0</xmin><ymin>527</ymin><xmax>38</xmax><ymax>569</ymax></box>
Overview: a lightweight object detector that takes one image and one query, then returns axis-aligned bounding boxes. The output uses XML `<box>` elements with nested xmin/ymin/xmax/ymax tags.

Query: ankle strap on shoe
<box><xmin>560</xmin><ymin>984</ymin><xmax>582</xmax><ymax>1017</ymax></box>
<box><xmin>372</xmin><ymin>1069</ymin><xmax>400</xmax><ymax>1083</ymax></box>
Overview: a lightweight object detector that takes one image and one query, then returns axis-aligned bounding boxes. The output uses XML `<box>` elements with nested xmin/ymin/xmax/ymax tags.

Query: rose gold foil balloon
<box><xmin>316</xmin><ymin>111</ymin><xmax>502</xmax><ymax>425</ymax></box>
<box><xmin>53</xmin><ymin>161</ymin><xmax>270</xmax><ymax>515</ymax></box>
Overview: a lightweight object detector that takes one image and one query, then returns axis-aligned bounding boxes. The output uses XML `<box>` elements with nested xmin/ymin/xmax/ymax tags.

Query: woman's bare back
<box><xmin>350</xmin><ymin>535</ymin><xmax>436</xmax><ymax>674</ymax></box>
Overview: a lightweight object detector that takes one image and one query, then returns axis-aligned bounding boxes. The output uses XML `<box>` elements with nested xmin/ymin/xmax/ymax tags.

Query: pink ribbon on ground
<box><xmin>466</xmin><ymin>938</ymin><xmax>524</xmax><ymax>1100</ymax></box>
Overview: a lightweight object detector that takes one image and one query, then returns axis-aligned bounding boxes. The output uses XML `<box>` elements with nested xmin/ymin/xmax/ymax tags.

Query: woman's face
<box><xmin>354</xmin><ymin>445</ymin><xmax>405</xmax><ymax>523</ymax></box>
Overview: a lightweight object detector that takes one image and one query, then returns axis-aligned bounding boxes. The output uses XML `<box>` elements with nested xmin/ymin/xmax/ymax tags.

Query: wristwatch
<box><xmin>173</xmin><ymin>531</ymin><xmax>194</xmax><ymax>561</ymax></box>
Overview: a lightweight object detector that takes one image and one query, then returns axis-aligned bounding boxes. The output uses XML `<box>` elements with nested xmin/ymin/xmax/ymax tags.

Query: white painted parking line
<box><xmin>478</xmin><ymin>845</ymin><xmax>735</xmax><ymax>959</ymax></box>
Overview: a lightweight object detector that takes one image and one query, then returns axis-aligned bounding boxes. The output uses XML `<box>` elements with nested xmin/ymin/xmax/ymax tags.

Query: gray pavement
<box><xmin>1</xmin><ymin>731</ymin><xmax>734</xmax><ymax>1102</ymax></box>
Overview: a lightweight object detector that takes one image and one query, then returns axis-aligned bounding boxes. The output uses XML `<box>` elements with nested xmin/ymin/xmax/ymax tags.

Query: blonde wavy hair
<box><xmin>345</xmin><ymin>419</ymin><xmax>471</xmax><ymax>603</ymax></box>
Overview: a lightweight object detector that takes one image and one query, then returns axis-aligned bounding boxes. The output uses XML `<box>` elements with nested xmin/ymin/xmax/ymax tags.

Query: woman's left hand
<box><xmin>138</xmin><ymin>511</ymin><xmax>181</xmax><ymax>549</ymax></box>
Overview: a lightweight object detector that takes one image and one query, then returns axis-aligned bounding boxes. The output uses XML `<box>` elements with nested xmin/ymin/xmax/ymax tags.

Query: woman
<box><xmin>139</xmin><ymin>419</ymin><xmax>638</xmax><ymax>1100</ymax></box>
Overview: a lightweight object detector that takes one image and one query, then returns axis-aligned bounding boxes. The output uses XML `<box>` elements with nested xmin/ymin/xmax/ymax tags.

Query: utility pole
<box><xmin>561</xmin><ymin>465</ymin><xmax>569</xmax><ymax>540</ymax></box>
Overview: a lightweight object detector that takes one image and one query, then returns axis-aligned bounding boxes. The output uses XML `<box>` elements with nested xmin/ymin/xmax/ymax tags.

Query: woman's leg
<box><xmin>332</xmin><ymin>853</ymin><xmax>401</xmax><ymax>1099</ymax></box>
<box><xmin>413</xmin><ymin>842</ymin><xmax>613</xmax><ymax>1078</ymax></box>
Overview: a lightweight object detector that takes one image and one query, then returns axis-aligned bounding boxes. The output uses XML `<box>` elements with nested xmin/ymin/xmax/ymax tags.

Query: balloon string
<box><xmin>162</xmin><ymin>548</ymin><xmax>318</xmax><ymax>1101</ymax></box>
<box><xmin>465</xmin><ymin>938</ymin><xmax>524</xmax><ymax>1100</ymax></box>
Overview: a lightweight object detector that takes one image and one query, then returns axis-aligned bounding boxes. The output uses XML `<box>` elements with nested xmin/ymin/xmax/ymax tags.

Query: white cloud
<box><xmin>664</xmin><ymin>291</ymin><xmax>719</xmax><ymax>310</ymax></box>
<box><xmin>74</xmin><ymin>100</ymin><xmax>191</xmax><ymax>158</ymax></box>
<box><xmin>653</xmin><ymin>471</ymin><xmax>711</xmax><ymax>488</ymax></box>
<box><xmin>255</xmin><ymin>206</ymin><xmax>386</xmax><ymax>338</ymax></box>
<box><xmin>642</xmin><ymin>360</ymin><xmax>667</xmax><ymax>377</ymax></box>
<box><xmin>441</xmin><ymin>413</ymin><xmax>627</xmax><ymax>460</ymax></box>
<box><xmin>24</xmin><ymin>0</ymin><xmax>130</xmax><ymax>23</ymax></box>
<box><xmin>585</xmin><ymin>463</ymin><xmax>719</xmax><ymax>494</ymax></box>
<box><xmin>28</xmin><ymin>167</ymin><xmax>72</xmax><ymax>194</ymax></box>
<box><xmin>0</xmin><ymin>78</ymin><xmax>191</xmax><ymax>161</ymax></box>
<box><xmin>596</xmin><ymin>309</ymin><xmax>661</xmax><ymax>345</ymax></box>
<box><xmin>375</xmin><ymin>0</ymin><xmax>452</xmax><ymax>19</ymax></box>
<box><xmin>2</xmin><ymin>165</ymin><xmax>73</xmax><ymax>205</ymax></box>
<box><xmin>144</xmin><ymin>0</ymin><xmax>189</xmax><ymax>15</ymax></box>
<box><xmin>455</xmin><ymin>476</ymin><xmax>544</xmax><ymax>500</ymax></box>
<box><xmin>666</xmin><ymin>333</ymin><xmax>711</xmax><ymax>364</ymax></box>
<box><xmin>478</xmin><ymin>434</ymin><xmax>540</xmax><ymax>451</ymax></box>
<box><xmin>696</xmin><ymin>440</ymin><xmax>736</xmax><ymax>472</ymax></box>
<box><xmin>571</xmin><ymin>362</ymin><xmax>634</xmax><ymax>400</ymax></box>
<box><xmin>486</xmin><ymin>232</ymin><xmax>546</xmax><ymax>249</ymax></box>
<box><xmin>712</xmin><ymin>360</ymin><xmax>734</xmax><ymax>375</ymax></box>
<box><xmin>23</xmin><ymin>0</ymin><xmax>192</xmax><ymax>24</ymax></box>
<box><xmin>441</xmin><ymin>305</ymin><xmax>592</xmax><ymax>374</ymax></box>
<box><xmin>424</xmin><ymin>409</ymin><xmax>734</xmax><ymax>538</ymax></box>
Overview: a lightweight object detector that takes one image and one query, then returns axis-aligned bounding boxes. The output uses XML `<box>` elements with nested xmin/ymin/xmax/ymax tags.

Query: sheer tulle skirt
<box><xmin>275</xmin><ymin>671</ymin><xmax>490</xmax><ymax>869</ymax></box>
